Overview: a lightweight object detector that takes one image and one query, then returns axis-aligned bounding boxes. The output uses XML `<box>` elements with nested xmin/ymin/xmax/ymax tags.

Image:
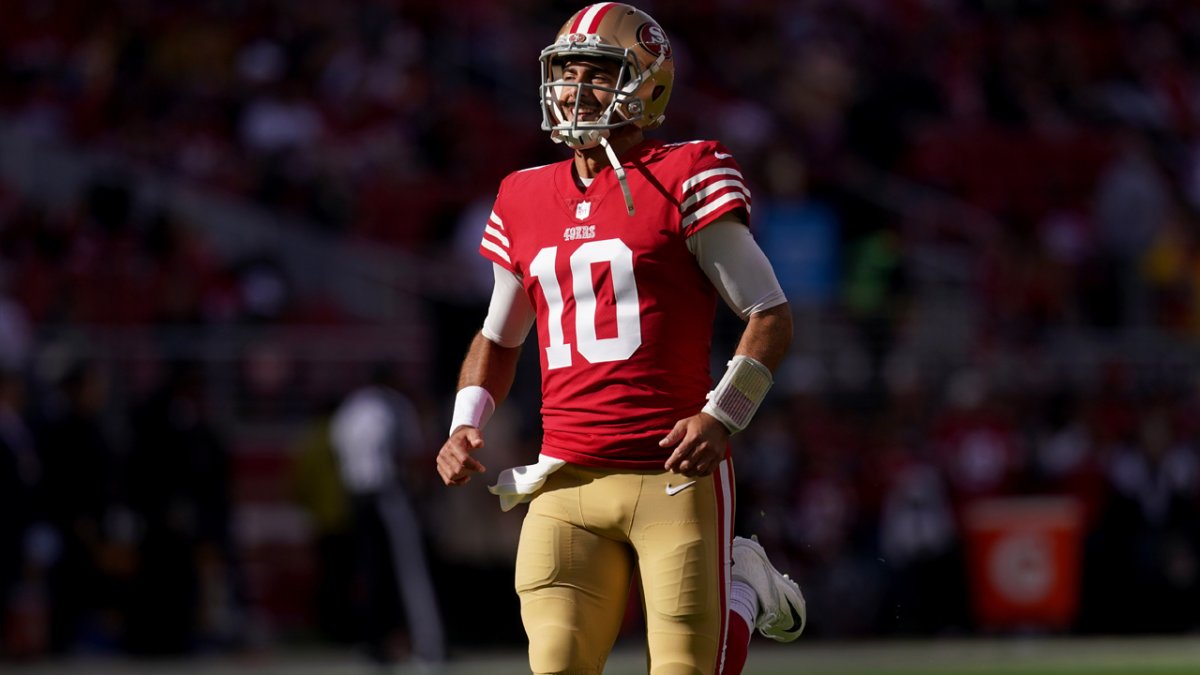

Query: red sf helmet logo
<box><xmin>636</xmin><ymin>22</ymin><xmax>671</xmax><ymax>57</ymax></box>
<box><xmin>567</xmin><ymin>32</ymin><xmax>588</xmax><ymax>44</ymax></box>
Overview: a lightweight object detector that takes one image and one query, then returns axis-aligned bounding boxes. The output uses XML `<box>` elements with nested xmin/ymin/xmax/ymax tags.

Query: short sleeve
<box><xmin>479</xmin><ymin>184</ymin><xmax>515</xmax><ymax>273</ymax></box>
<box><xmin>678</xmin><ymin>141</ymin><xmax>752</xmax><ymax>237</ymax></box>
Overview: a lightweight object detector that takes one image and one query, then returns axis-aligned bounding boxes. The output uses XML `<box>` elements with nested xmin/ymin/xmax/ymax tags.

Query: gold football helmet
<box><xmin>539</xmin><ymin>3</ymin><xmax>675</xmax><ymax>150</ymax></box>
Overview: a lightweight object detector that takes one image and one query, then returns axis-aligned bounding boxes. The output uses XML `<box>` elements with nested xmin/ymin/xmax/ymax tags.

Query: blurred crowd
<box><xmin>2</xmin><ymin>0</ymin><xmax>1200</xmax><ymax>662</ymax></box>
<box><xmin>0</xmin><ymin>356</ymin><xmax>238</xmax><ymax>658</ymax></box>
<box><xmin>738</xmin><ymin>357</ymin><xmax>1200</xmax><ymax>636</ymax></box>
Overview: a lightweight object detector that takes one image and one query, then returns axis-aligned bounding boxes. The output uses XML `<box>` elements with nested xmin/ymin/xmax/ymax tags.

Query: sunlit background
<box><xmin>2</xmin><ymin>0</ymin><xmax>1200</xmax><ymax>672</ymax></box>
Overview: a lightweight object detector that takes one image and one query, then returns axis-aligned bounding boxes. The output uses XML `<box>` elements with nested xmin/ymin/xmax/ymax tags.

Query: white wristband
<box><xmin>449</xmin><ymin>386</ymin><xmax>496</xmax><ymax>434</ymax></box>
<box><xmin>701</xmin><ymin>355</ymin><xmax>772</xmax><ymax>434</ymax></box>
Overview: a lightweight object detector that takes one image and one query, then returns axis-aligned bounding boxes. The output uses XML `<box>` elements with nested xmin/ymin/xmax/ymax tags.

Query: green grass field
<box><xmin>736</xmin><ymin>637</ymin><xmax>1200</xmax><ymax>675</ymax></box>
<box><xmin>604</xmin><ymin>638</ymin><xmax>1200</xmax><ymax>675</ymax></box>
<box><xmin>7</xmin><ymin>638</ymin><xmax>1200</xmax><ymax>674</ymax></box>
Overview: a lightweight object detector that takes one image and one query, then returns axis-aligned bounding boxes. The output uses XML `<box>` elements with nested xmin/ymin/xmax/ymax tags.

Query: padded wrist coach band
<box><xmin>701</xmin><ymin>355</ymin><xmax>772</xmax><ymax>434</ymax></box>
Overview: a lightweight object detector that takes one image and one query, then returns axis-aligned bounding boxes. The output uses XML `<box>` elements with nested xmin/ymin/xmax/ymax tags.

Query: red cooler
<box><xmin>964</xmin><ymin>497</ymin><xmax>1083</xmax><ymax>630</ymax></box>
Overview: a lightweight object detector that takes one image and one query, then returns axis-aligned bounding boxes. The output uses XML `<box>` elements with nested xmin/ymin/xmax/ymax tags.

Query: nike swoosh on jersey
<box><xmin>665</xmin><ymin>480</ymin><xmax>698</xmax><ymax>496</ymax></box>
<box><xmin>714</xmin><ymin>151</ymin><xmax>733</xmax><ymax>159</ymax></box>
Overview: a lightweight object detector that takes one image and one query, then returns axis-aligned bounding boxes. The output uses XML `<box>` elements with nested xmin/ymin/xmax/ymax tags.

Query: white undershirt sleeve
<box><xmin>481</xmin><ymin>263</ymin><xmax>536</xmax><ymax>347</ymax></box>
<box><xmin>687</xmin><ymin>217</ymin><xmax>788</xmax><ymax>320</ymax></box>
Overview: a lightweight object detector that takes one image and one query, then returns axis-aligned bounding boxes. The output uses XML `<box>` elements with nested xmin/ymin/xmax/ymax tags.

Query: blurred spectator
<box><xmin>1088</xmin><ymin>407</ymin><xmax>1200</xmax><ymax>633</ymax></box>
<box><xmin>125</xmin><ymin>361</ymin><xmax>235</xmax><ymax>655</ymax></box>
<box><xmin>1093</xmin><ymin>130</ymin><xmax>1172</xmax><ymax>327</ymax></box>
<box><xmin>1139</xmin><ymin>200</ymin><xmax>1200</xmax><ymax>335</ymax></box>
<box><xmin>0</xmin><ymin>368</ymin><xmax>47</xmax><ymax>658</ymax></box>
<box><xmin>239</xmin><ymin>82</ymin><xmax>323</xmax><ymax>156</ymax></box>
<box><xmin>978</xmin><ymin>224</ymin><xmax>1072</xmax><ymax>344</ymax></box>
<box><xmin>34</xmin><ymin>359</ymin><xmax>125</xmax><ymax>653</ymax></box>
<box><xmin>757</xmin><ymin>149</ymin><xmax>841</xmax><ymax>309</ymax></box>
<box><xmin>140</xmin><ymin>209</ymin><xmax>222</xmax><ymax>326</ymax></box>
<box><xmin>330</xmin><ymin>363</ymin><xmax>444</xmax><ymax>669</ymax></box>
<box><xmin>842</xmin><ymin>226</ymin><xmax>908</xmax><ymax>392</ymax></box>
<box><xmin>1027</xmin><ymin>389</ymin><xmax>1105</xmax><ymax>525</ymax></box>
<box><xmin>933</xmin><ymin>368</ymin><xmax>1025</xmax><ymax>506</ymax></box>
<box><xmin>0</xmin><ymin>288</ymin><xmax>32</xmax><ymax>373</ymax></box>
<box><xmin>877</xmin><ymin>458</ymin><xmax>968</xmax><ymax>635</ymax></box>
<box><xmin>288</xmin><ymin>398</ymin><xmax>354</xmax><ymax>645</ymax></box>
<box><xmin>788</xmin><ymin>461</ymin><xmax>876</xmax><ymax>637</ymax></box>
<box><xmin>232</xmin><ymin>255</ymin><xmax>293</xmax><ymax>324</ymax></box>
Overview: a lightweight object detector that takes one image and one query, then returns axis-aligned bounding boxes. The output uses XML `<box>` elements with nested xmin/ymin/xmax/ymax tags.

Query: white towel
<box><xmin>488</xmin><ymin>454</ymin><xmax>567</xmax><ymax>512</ymax></box>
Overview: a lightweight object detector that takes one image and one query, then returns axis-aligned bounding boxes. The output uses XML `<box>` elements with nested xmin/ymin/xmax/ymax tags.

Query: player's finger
<box><xmin>463</xmin><ymin>427</ymin><xmax>486</xmax><ymax>449</ymax></box>
<box><xmin>462</xmin><ymin>455</ymin><xmax>487</xmax><ymax>474</ymax></box>
<box><xmin>663</xmin><ymin>445</ymin><xmax>686</xmax><ymax>471</ymax></box>
<box><xmin>679</xmin><ymin>439</ymin><xmax>722</xmax><ymax>476</ymax></box>
<box><xmin>659</xmin><ymin>420</ymin><xmax>687</xmax><ymax>448</ymax></box>
<box><xmin>439</xmin><ymin>459</ymin><xmax>481</xmax><ymax>486</ymax></box>
<box><xmin>678</xmin><ymin>455</ymin><xmax>707</xmax><ymax>476</ymax></box>
<box><xmin>446</xmin><ymin>445</ymin><xmax>485</xmax><ymax>475</ymax></box>
<box><xmin>690</xmin><ymin>455</ymin><xmax>715</xmax><ymax>476</ymax></box>
<box><xmin>436</xmin><ymin>454</ymin><xmax>457</xmax><ymax>485</ymax></box>
<box><xmin>447</xmin><ymin>437</ymin><xmax>487</xmax><ymax>473</ymax></box>
<box><xmin>437</xmin><ymin>442</ymin><xmax>483</xmax><ymax>484</ymax></box>
<box><xmin>664</xmin><ymin>432</ymin><xmax>698</xmax><ymax>471</ymax></box>
<box><xmin>436</xmin><ymin>451</ymin><xmax>461</xmax><ymax>483</ymax></box>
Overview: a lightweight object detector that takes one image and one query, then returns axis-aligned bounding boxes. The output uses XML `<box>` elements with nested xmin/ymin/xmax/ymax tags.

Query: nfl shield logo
<box><xmin>575</xmin><ymin>201</ymin><xmax>591</xmax><ymax>220</ymax></box>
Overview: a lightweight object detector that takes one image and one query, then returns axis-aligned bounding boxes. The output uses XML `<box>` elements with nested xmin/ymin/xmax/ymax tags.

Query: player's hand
<box><xmin>436</xmin><ymin>425</ymin><xmax>488</xmax><ymax>486</ymax></box>
<box><xmin>660</xmin><ymin>413</ymin><xmax>729</xmax><ymax>477</ymax></box>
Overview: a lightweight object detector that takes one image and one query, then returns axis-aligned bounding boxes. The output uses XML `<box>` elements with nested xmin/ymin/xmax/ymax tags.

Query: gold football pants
<box><xmin>514</xmin><ymin>460</ymin><xmax>735</xmax><ymax>675</ymax></box>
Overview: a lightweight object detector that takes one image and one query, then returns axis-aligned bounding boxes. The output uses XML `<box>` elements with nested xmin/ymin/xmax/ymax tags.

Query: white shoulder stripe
<box><xmin>681</xmin><ymin>191</ymin><xmax>749</xmax><ymax>228</ymax></box>
<box><xmin>681</xmin><ymin>179</ymin><xmax>748</xmax><ymax>211</ymax></box>
<box><xmin>481</xmin><ymin>238</ymin><xmax>511</xmax><ymax>264</ymax></box>
<box><xmin>489</xmin><ymin>210</ymin><xmax>505</xmax><ymax>230</ymax></box>
<box><xmin>484</xmin><ymin>224</ymin><xmax>510</xmax><ymax>247</ymax></box>
<box><xmin>682</xmin><ymin>167</ymin><xmax>743</xmax><ymax>194</ymax></box>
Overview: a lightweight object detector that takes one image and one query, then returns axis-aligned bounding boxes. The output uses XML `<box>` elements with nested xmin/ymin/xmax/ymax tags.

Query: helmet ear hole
<box><xmin>651</xmin><ymin>85</ymin><xmax>666</xmax><ymax>101</ymax></box>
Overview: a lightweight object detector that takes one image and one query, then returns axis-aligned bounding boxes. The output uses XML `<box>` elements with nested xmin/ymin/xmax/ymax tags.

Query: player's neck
<box><xmin>573</xmin><ymin>128</ymin><xmax>644</xmax><ymax>180</ymax></box>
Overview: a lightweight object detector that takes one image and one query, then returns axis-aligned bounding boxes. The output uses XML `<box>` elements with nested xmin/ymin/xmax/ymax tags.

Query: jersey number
<box><xmin>528</xmin><ymin>239</ymin><xmax>642</xmax><ymax>369</ymax></box>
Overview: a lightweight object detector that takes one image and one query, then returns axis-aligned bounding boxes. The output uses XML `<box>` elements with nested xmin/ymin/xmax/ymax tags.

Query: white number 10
<box><xmin>528</xmin><ymin>238</ymin><xmax>642</xmax><ymax>369</ymax></box>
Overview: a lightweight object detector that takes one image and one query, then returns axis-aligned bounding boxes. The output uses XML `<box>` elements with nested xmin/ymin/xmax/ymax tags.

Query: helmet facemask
<box><xmin>539</xmin><ymin>39</ymin><xmax>664</xmax><ymax>149</ymax></box>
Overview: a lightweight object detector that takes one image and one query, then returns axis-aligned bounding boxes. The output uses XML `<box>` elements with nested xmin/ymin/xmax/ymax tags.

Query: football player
<box><xmin>436</xmin><ymin>3</ymin><xmax>806</xmax><ymax>673</ymax></box>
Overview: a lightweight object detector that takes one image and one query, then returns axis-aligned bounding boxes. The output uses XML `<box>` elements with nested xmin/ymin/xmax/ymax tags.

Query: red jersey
<box><xmin>479</xmin><ymin>139</ymin><xmax>751</xmax><ymax>469</ymax></box>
